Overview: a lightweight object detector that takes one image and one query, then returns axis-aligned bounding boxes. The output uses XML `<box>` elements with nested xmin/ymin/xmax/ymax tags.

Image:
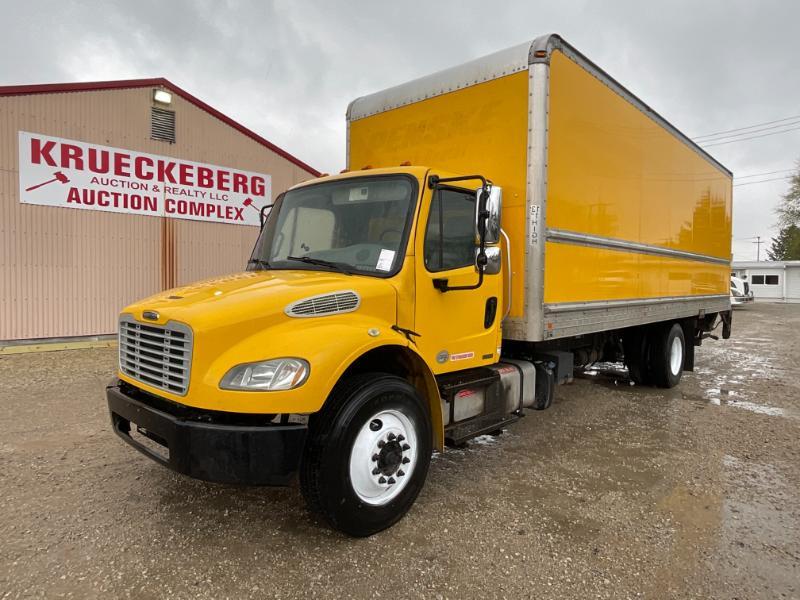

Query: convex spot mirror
<box><xmin>476</xmin><ymin>246</ymin><xmax>502</xmax><ymax>275</ymax></box>
<box><xmin>474</xmin><ymin>185</ymin><xmax>502</xmax><ymax>245</ymax></box>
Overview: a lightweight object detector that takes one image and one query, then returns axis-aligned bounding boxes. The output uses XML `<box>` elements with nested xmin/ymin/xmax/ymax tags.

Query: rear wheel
<box><xmin>300</xmin><ymin>373</ymin><xmax>432</xmax><ymax>537</ymax></box>
<box><xmin>649</xmin><ymin>323</ymin><xmax>685</xmax><ymax>388</ymax></box>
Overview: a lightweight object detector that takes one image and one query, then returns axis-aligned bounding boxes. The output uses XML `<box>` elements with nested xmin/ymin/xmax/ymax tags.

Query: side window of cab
<box><xmin>424</xmin><ymin>188</ymin><xmax>475</xmax><ymax>272</ymax></box>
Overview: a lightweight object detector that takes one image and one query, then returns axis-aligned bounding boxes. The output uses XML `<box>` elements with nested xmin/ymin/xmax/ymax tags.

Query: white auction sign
<box><xmin>18</xmin><ymin>131</ymin><xmax>271</xmax><ymax>226</ymax></box>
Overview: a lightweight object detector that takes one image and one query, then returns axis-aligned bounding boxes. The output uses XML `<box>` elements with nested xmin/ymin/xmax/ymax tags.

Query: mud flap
<box><xmin>721</xmin><ymin>310</ymin><xmax>733</xmax><ymax>340</ymax></box>
<box><xmin>533</xmin><ymin>363</ymin><xmax>554</xmax><ymax>410</ymax></box>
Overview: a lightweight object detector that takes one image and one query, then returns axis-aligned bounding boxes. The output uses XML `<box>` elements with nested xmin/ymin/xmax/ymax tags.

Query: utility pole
<box><xmin>752</xmin><ymin>236</ymin><xmax>764</xmax><ymax>261</ymax></box>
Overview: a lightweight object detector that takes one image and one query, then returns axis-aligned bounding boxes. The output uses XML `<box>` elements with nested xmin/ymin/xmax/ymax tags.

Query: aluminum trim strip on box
<box><xmin>542</xmin><ymin>295</ymin><xmax>731</xmax><ymax>340</ymax></box>
<box><xmin>544</xmin><ymin>294</ymin><xmax>730</xmax><ymax>313</ymax></box>
<box><xmin>547</xmin><ymin>228</ymin><xmax>732</xmax><ymax>266</ymax></box>
<box><xmin>502</xmin><ymin>61</ymin><xmax>550</xmax><ymax>343</ymax></box>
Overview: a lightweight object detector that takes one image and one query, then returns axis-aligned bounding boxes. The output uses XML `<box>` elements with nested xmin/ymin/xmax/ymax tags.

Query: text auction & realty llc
<box><xmin>18</xmin><ymin>131</ymin><xmax>271</xmax><ymax>225</ymax></box>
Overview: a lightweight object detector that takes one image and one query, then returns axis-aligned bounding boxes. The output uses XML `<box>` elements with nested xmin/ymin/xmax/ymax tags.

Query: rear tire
<box><xmin>649</xmin><ymin>323</ymin><xmax>685</xmax><ymax>388</ymax></box>
<box><xmin>300</xmin><ymin>373</ymin><xmax>432</xmax><ymax>537</ymax></box>
<box><xmin>624</xmin><ymin>329</ymin><xmax>652</xmax><ymax>386</ymax></box>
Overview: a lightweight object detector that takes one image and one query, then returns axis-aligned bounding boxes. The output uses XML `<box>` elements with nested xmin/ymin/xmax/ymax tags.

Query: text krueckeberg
<box><xmin>18</xmin><ymin>131</ymin><xmax>271</xmax><ymax>226</ymax></box>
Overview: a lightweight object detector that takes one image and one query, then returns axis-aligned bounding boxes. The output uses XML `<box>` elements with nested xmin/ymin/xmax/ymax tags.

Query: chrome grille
<box><xmin>118</xmin><ymin>315</ymin><xmax>192</xmax><ymax>395</ymax></box>
<box><xmin>285</xmin><ymin>291</ymin><xmax>361</xmax><ymax>317</ymax></box>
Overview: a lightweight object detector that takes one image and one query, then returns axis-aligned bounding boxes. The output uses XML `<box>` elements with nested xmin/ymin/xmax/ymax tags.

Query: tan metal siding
<box><xmin>1</xmin><ymin>86</ymin><xmax>314</xmax><ymax>340</ymax></box>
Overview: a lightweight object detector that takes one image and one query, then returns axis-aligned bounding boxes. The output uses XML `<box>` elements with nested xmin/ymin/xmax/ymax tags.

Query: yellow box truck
<box><xmin>107</xmin><ymin>34</ymin><xmax>732</xmax><ymax>536</ymax></box>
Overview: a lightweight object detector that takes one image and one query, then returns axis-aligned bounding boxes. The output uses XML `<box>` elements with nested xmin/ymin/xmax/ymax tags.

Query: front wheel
<box><xmin>300</xmin><ymin>373</ymin><xmax>432</xmax><ymax>537</ymax></box>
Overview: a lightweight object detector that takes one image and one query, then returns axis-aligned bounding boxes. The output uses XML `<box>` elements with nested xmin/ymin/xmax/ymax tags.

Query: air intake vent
<box><xmin>151</xmin><ymin>106</ymin><xmax>176</xmax><ymax>143</ymax></box>
<box><xmin>285</xmin><ymin>291</ymin><xmax>361</xmax><ymax>318</ymax></box>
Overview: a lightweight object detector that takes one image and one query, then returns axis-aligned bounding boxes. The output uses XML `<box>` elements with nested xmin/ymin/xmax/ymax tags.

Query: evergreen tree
<box><xmin>776</xmin><ymin>160</ymin><xmax>800</xmax><ymax>227</ymax></box>
<box><xmin>767</xmin><ymin>224</ymin><xmax>800</xmax><ymax>260</ymax></box>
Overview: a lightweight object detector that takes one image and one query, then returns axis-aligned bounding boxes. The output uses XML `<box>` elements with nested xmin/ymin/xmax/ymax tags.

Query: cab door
<box><xmin>413</xmin><ymin>174</ymin><xmax>503</xmax><ymax>374</ymax></box>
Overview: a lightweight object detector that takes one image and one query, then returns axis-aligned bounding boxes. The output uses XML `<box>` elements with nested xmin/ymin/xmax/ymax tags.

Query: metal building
<box><xmin>731</xmin><ymin>261</ymin><xmax>800</xmax><ymax>302</ymax></box>
<box><xmin>0</xmin><ymin>78</ymin><xmax>319</xmax><ymax>341</ymax></box>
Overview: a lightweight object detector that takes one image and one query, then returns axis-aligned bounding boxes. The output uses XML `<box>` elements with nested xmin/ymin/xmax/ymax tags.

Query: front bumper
<box><xmin>731</xmin><ymin>294</ymin><xmax>754</xmax><ymax>306</ymax></box>
<box><xmin>107</xmin><ymin>381</ymin><xmax>307</xmax><ymax>485</ymax></box>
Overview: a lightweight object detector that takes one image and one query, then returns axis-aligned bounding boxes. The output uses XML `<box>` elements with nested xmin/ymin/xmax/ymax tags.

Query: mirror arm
<box><xmin>428</xmin><ymin>173</ymin><xmax>492</xmax><ymax>293</ymax></box>
<box><xmin>428</xmin><ymin>174</ymin><xmax>488</xmax><ymax>189</ymax></box>
<box><xmin>259</xmin><ymin>204</ymin><xmax>274</xmax><ymax>229</ymax></box>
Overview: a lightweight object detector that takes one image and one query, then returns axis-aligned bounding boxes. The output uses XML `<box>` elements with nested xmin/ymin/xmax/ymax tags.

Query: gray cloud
<box><xmin>3</xmin><ymin>0</ymin><xmax>798</xmax><ymax>259</ymax></box>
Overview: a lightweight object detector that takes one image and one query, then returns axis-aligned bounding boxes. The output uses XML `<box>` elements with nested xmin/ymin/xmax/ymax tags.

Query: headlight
<box><xmin>731</xmin><ymin>288</ymin><xmax>742</xmax><ymax>297</ymax></box>
<box><xmin>220</xmin><ymin>358</ymin><xmax>309</xmax><ymax>391</ymax></box>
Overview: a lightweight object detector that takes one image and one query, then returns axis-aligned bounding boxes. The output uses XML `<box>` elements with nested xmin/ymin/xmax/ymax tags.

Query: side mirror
<box><xmin>475</xmin><ymin>185</ymin><xmax>502</xmax><ymax>245</ymax></box>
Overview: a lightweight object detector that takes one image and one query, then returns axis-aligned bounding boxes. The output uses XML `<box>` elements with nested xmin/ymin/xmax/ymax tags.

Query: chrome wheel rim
<box><xmin>349</xmin><ymin>409</ymin><xmax>417</xmax><ymax>506</ymax></box>
<box><xmin>669</xmin><ymin>336</ymin><xmax>683</xmax><ymax>376</ymax></box>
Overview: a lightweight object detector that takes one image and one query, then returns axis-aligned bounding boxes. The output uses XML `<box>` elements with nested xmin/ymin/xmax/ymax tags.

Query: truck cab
<box><xmin>109</xmin><ymin>166</ymin><xmax>517</xmax><ymax>536</ymax></box>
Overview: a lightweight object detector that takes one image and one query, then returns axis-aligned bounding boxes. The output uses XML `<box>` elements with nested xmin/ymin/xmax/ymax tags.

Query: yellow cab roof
<box><xmin>289</xmin><ymin>166</ymin><xmax>431</xmax><ymax>191</ymax></box>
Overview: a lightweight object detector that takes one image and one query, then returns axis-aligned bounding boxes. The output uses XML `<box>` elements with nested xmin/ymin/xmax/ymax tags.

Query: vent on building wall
<box><xmin>151</xmin><ymin>106</ymin><xmax>176</xmax><ymax>143</ymax></box>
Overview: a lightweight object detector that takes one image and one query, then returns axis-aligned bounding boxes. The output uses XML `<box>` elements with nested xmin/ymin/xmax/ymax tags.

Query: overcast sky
<box><xmin>3</xmin><ymin>0</ymin><xmax>799</xmax><ymax>261</ymax></box>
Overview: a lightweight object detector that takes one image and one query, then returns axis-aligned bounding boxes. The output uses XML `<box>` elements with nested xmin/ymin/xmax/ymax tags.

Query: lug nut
<box><xmin>378</xmin><ymin>440</ymin><xmax>385</xmax><ymax>448</ymax></box>
<box><xmin>387</xmin><ymin>477</ymin><xmax>396</xmax><ymax>485</ymax></box>
<box><xmin>387</xmin><ymin>433</ymin><xmax>396</xmax><ymax>441</ymax></box>
<box><xmin>372</xmin><ymin>468</ymin><xmax>380</xmax><ymax>475</ymax></box>
<box><xmin>378</xmin><ymin>476</ymin><xmax>386</xmax><ymax>484</ymax></box>
<box><xmin>372</xmin><ymin>454</ymin><xmax>379</xmax><ymax>462</ymax></box>
<box><xmin>401</xmin><ymin>443</ymin><xmax>410</xmax><ymax>451</ymax></box>
<box><xmin>397</xmin><ymin>434</ymin><xmax>405</xmax><ymax>442</ymax></box>
<box><xmin>397</xmin><ymin>470</ymin><xmax>405</xmax><ymax>477</ymax></box>
<box><xmin>402</xmin><ymin>457</ymin><xmax>410</xmax><ymax>464</ymax></box>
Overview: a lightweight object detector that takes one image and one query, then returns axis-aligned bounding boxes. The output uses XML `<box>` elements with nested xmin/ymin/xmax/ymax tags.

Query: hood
<box><xmin>123</xmin><ymin>269</ymin><xmax>398</xmax><ymax>334</ymax></box>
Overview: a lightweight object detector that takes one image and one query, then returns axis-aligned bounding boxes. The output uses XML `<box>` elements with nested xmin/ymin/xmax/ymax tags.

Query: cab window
<box><xmin>424</xmin><ymin>188</ymin><xmax>475</xmax><ymax>272</ymax></box>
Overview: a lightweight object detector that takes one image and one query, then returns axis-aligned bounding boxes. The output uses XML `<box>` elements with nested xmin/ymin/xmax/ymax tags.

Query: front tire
<box><xmin>300</xmin><ymin>373</ymin><xmax>432</xmax><ymax>537</ymax></box>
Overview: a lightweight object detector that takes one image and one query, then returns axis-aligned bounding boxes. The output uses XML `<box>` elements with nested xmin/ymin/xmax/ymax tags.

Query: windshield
<box><xmin>249</xmin><ymin>175</ymin><xmax>417</xmax><ymax>277</ymax></box>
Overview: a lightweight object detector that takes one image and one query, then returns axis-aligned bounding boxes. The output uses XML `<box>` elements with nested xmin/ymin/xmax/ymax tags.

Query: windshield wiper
<box><xmin>287</xmin><ymin>255</ymin><xmax>353</xmax><ymax>275</ymax></box>
<box><xmin>247</xmin><ymin>258</ymin><xmax>271</xmax><ymax>270</ymax></box>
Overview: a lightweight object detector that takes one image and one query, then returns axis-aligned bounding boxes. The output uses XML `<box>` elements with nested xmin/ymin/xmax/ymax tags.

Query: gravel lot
<box><xmin>1</xmin><ymin>303</ymin><xmax>799</xmax><ymax>599</ymax></box>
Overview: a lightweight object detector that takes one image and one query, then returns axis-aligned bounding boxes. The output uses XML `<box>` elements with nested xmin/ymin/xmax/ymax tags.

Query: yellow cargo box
<box><xmin>347</xmin><ymin>33</ymin><xmax>732</xmax><ymax>342</ymax></box>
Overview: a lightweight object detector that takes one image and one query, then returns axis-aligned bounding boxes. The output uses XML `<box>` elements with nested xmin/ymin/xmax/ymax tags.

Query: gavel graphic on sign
<box><xmin>26</xmin><ymin>171</ymin><xmax>70</xmax><ymax>191</ymax></box>
<box><xmin>243</xmin><ymin>197</ymin><xmax>270</xmax><ymax>227</ymax></box>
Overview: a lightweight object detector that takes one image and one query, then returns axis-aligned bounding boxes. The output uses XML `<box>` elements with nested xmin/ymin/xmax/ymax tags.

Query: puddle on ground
<box><xmin>702</xmin><ymin>388</ymin><xmax>791</xmax><ymax>417</ymax></box>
